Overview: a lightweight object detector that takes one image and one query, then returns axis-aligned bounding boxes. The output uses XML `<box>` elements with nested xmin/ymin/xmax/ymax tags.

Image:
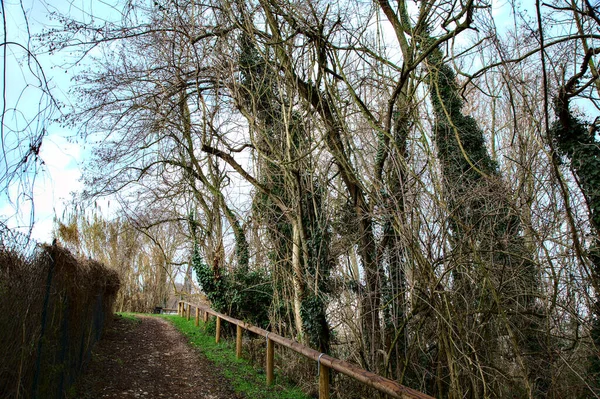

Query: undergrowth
<box><xmin>162</xmin><ymin>315</ymin><xmax>310</xmax><ymax>399</ymax></box>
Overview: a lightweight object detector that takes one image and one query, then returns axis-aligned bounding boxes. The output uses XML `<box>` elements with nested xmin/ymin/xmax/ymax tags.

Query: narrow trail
<box><xmin>74</xmin><ymin>315</ymin><xmax>242</xmax><ymax>399</ymax></box>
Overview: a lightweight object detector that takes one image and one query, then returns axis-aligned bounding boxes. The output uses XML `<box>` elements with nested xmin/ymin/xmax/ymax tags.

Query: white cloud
<box><xmin>1</xmin><ymin>131</ymin><xmax>83</xmax><ymax>243</ymax></box>
<box><xmin>31</xmin><ymin>132</ymin><xmax>83</xmax><ymax>242</ymax></box>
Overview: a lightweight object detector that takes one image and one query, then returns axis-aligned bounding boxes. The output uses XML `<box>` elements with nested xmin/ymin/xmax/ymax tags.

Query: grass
<box><xmin>115</xmin><ymin>312</ymin><xmax>142</xmax><ymax>324</ymax></box>
<box><xmin>162</xmin><ymin>315</ymin><xmax>311</xmax><ymax>399</ymax></box>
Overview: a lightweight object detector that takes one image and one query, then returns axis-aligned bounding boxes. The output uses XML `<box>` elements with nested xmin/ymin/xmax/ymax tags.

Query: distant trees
<box><xmin>55</xmin><ymin>211</ymin><xmax>181</xmax><ymax>312</ymax></box>
<box><xmin>41</xmin><ymin>0</ymin><xmax>600</xmax><ymax>397</ymax></box>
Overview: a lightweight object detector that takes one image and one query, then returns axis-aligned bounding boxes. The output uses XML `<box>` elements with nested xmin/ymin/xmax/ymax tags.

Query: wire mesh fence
<box><xmin>0</xmin><ymin>224</ymin><xmax>120</xmax><ymax>399</ymax></box>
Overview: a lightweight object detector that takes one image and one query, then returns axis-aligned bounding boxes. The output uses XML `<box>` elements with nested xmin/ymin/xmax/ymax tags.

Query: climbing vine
<box><xmin>300</xmin><ymin>182</ymin><xmax>332</xmax><ymax>353</ymax></box>
<box><xmin>426</xmin><ymin>44</ymin><xmax>545</xmax><ymax>397</ymax></box>
<box><xmin>551</xmin><ymin>84</ymin><xmax>600</xmax><ymax>387</ymax></box>
<box><xmin>190</xmin><ymin>211</ymin><xmax>272</xmax><ymax>328</ymax></box>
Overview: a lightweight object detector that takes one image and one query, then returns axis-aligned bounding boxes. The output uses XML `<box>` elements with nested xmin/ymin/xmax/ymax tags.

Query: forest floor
<box><xmin>72</xmin><ymin>314</ymin><xmax>243</xmax><ymax>399</ymax></box>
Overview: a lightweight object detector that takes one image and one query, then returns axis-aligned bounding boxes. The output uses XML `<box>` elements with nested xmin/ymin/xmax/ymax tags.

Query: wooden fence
<box><xmin>177</xmin><ymin>300</ymin><xmax>434</xmax><ymax>399</ymax></box>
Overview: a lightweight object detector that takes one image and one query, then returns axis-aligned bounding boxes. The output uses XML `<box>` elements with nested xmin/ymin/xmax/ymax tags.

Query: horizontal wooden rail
<box><xmin>178</xmin><ymin>301</ymin><xmax>433</xmax><ymax>399</ymax></box>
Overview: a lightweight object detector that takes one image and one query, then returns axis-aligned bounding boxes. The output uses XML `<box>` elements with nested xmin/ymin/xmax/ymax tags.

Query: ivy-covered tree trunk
<box><xmin>427</xmin><ymin>46</ymin><xmax>546</xmax><ymax>397</ymax></box>
<box><xmin>238</xmin><ymin>30</ymin><xmax>300</xmax><ymax>336</ymax></box>
<box><xmin>238</xmin><ymin>29</ymin><xmax>331</xmax><ymax>350</ymax></box>
<box><xmin>551</xmin><ymin>79</ymin><xmax>600</xmax><ymax>392</ymax></box>
<box><xmin>299</xmin><ymin>181</ymin><xmax>332</xmax><ymax>354</ymax></box>
<box><xmin>377</xmin><ymin>94</ymin><xmax>411</xmax><ymax>380</ymax></box>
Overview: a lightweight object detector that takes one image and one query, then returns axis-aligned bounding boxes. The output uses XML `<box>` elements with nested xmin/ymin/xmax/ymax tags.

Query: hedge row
<box><xmin>0</xmin><ymin>243</ymin><xmax>120</xmax><ymax>399</ymax></box>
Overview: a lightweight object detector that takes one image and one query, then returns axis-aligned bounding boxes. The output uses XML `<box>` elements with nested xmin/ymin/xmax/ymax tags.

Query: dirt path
<box><xmin>74</xmin><ymin>315</ymin><xmax>242</xmax><ymax>399</ymax></box>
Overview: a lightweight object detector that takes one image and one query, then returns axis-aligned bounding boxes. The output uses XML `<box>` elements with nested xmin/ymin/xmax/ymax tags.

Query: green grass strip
<box><xmin>162</xmin><ymin>315</ymin><xmax>310</xmax><ymax>399</ymax></box>
<box><xmin>115</xmin><ymin>312</ymin><xmax>142</xmax><ymax>324</ymax></box>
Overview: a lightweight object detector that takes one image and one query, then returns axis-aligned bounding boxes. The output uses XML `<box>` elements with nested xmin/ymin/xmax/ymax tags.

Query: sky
<box><xmin>0</xmin><ymin>0</ymin><xmax>120</xmax><ymax>243</ymax></box>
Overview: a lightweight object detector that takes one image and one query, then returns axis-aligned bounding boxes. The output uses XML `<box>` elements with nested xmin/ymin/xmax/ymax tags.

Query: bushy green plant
<box><xmin>192</xmin><ymin>245</ymin><xmax>272</xmax><ymax>328</ymax></box>
<box><xmin>300</xmin><ymin>294</ymin><xmax>329</xmax><ymax>352</ymax></box>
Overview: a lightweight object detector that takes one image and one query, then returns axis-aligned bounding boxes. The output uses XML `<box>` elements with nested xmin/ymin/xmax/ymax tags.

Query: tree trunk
<box><xmin>292</xmin><ymin>221</ymin><xmax>305</xmax><ymax>339</ymax></box>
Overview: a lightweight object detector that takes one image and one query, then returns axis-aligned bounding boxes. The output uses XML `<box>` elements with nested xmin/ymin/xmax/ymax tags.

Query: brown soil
<box><xmin>73</xmin><ymin>315</ymin><xmax>243</xmax><ymax>399</ymax></box>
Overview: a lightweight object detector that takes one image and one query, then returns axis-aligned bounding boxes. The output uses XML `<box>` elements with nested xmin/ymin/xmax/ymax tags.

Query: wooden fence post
<box><xmin>177</xmin><ymin>302</ymin><xmax>181</xmax><ymax>316</ymax></box>
<box><xmin>236</xmin><ymin>325</ymin><xmax>243</xmax><ymax>359</ymax></box>
<box><xmin>187</xmin><ymin>304</ymin><xmax>191</xmax><ymax>321</ymax></box>
<box><xmin>195</xmin><ymin>307</ymin><xmax>200</xmax><ymax>326</ymax></box>
<box><xmin>215</xmin><ymin>316</ymin><xmax>221</xmax><ymax>343</ymax></box>
<box><xmin>203</xmin><ymin>310</ymin><xmax>208</xmax><ymax>323</ymax></box>
<box><xmin>319</xmin><ymin>361</ymin><xmax>330</xmax><ymax>399</ymax></box>
<box><xmin>266</xmin><ymin>335</ymin><xmax>274</xmax><ymax>386</ymax></box>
